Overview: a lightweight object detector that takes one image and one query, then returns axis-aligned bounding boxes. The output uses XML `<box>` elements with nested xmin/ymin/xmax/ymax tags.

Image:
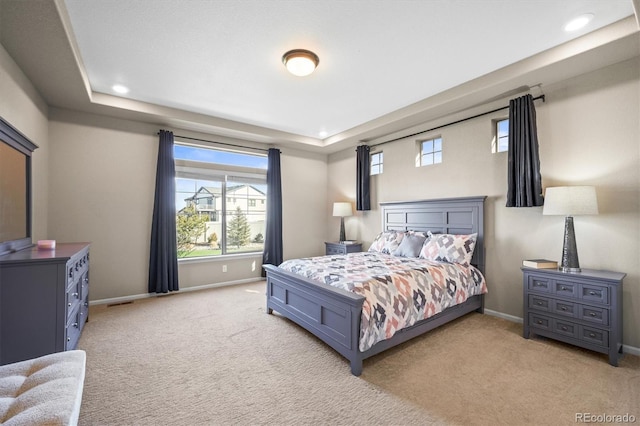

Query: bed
<box><xmin>263</xmin><ymin>196</ymin><xmax>486</xmax><ymax>375</ymax></box>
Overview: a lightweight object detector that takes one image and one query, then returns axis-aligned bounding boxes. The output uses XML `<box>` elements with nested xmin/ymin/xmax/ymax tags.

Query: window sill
<box><xmin>178</xmin><ymin>251</ymin><xmax>263</xmax><ymax>265</ymax></box>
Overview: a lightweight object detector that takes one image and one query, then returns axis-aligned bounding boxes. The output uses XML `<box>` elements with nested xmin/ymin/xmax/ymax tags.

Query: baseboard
<box><xmin>484</xmin><ymin>309</ymin><xmax>523</xmax><ymax>323</ymax></box>
<box><xmin>90</xmin><ymin>277</ymin><xmax>265</xmax><ymax>306</ymax></box>
<box><xmin>483</xmin><ymin>309</ymin><xmax>640</xmax><ymax>356</ymax></box>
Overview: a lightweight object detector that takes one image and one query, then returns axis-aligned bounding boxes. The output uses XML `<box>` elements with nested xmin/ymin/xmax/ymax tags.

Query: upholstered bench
<box><xmin>0</xmin><ymin>350</ymin><xmax>86</xmax><ymax>426</ymax></box>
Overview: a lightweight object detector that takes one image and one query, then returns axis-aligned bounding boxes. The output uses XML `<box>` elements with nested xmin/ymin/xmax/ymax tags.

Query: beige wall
<box><xmin>47</xmin><ymin>108</ymin><xmax>328</xmax><ymax>301</ymax></box>
<box><xmin>328</xmin><ymin>58</ymin><xmax>640</xmax><ymax>348</ymax></box>
<box><xmin>0</xmin><ymin>44</ymin><xmax>49</xmax><ymax>241</ymax></box>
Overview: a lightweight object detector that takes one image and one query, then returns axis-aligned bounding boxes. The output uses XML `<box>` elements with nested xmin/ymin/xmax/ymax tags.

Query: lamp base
<box><xmin>339</xmin><ymin>217</ymin><xmax>346</xmax><ymax>242</ymax></box>
<box><xmin>560</xmin><ymin>216</ymin><xmax>580</xmax><ymax>273</ymax></box>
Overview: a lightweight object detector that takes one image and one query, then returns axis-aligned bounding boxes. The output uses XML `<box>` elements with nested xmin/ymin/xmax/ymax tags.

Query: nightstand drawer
<box><xmin>580</xmin><ymin>326</ymin><xmax>608</xmax><ymax>347</ymax></box>
<box><xmin>553</xmin><ymin>299</ymin><xmax>577</xmax><ymax>318</ymax></box>
<box><xmin>325</xmin><ymin>242</ymin><xmax>362</xmax><ymax>256</ymax></box>
<box><xmin>326</xmin><ymin>246</ymin><xmax>344</xmax><ymax>255</ymax></box>
<box><xmin>581</xmin><ymin>285</ymin><xmax>608</xmax><ymax>305</ymax></box>
<box><xmin>528</xmin><ymin>294</ymin><xmax>551</xmax><ymax>312</ymax></box>
<box><xmin>580</xmin><ymin>305</ymin><xmax>609</xmax><ymax>326</ymax></box>
<box><xmin>554</xmin><ymin>318</ymin><xmax>579</xmax><ymax>338</ymax></box>
<box><xmin>529</xmin><ymin>313</ymin><xmax>551</xmax><ymax>331</ymax></box>
<box><xmin>528</xmin><ymin>276</ymin><xmax>551</xmax><ymax>293</ymax></box>
<box><xmin>554</xmin><ymin>280</ymin><xmax>578</xmax><ymax>299</ymax></box>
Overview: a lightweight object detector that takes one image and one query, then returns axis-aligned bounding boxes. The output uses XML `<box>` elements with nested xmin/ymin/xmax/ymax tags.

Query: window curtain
<box><xmin>356</xmin><ymin>145</ymin><xmax>371</xmax><ymax>211</ymax></box>
<box><xmin>148</xmin><ymin>130</ymin><xmax>179</xmax><ymax>293</ymax></box>
<box><xmin>262</xmin><ymin>148</ymin><xmax>283</xmax><ymax>275</ymax></box>
<box><xmin>506</xmin><ymin>94</ymin><xmax>544</xmax><ymax>207</ymax></box>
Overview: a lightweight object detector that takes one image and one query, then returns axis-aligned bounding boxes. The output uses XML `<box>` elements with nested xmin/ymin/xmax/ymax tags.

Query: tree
<box><xmin>208</xmin><ymin>232</ymin><xmax>219</xmax><ymax>249</ymax></box>
<box><xmin>227</xmin><ymin>206</ymin><xmax>251</xmax><ymax>248</ymax></box>
<box><xmin>176</xmin><ymin>205</ymin><xmax>208</xmax><ymax>257</ymax></box>
<box><xmin>253</xmin><ymin>233</ymin><xmax>263</xmax><ymax>244</ymax></box>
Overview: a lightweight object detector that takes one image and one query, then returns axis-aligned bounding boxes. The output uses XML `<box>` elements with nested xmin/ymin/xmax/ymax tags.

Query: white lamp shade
<box><xmin>542</xmin><ymin>186</ymin><xmax>599</xmax><ymax>216</ymax></box>
<box><xmin>333</xmin><ymin>202</ymin><xmax>353</xmax><ymax>217</ymax></box>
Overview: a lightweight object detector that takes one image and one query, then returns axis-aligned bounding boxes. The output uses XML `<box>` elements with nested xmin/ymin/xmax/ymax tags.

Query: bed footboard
<box><xmin>263</xmin><ymin>264</ymin><xmax>366</xmax><ymax>375</ymax></box>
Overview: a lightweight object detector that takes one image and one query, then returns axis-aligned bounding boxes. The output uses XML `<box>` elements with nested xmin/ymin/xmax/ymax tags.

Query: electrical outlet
<box><xmin>222</xmin><ymin>264</ymin><xmax>227</xmax><ymax>273</ymax></box>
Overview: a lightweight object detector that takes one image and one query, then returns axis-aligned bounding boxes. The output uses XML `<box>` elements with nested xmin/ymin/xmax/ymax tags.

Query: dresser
<box><xmin>325</xmin><ymin>241</ymin><xmax>362</xmax><ymax>255</ymax></box>
<box><xmin>0</xmin><ymin>243</ymin><xmax>90</xmax><ymax>365</ymax></box>
<box><xmin>522</xmin><ymin>266</ymin><xmax>625</xmax><ymax>366</ymax></box>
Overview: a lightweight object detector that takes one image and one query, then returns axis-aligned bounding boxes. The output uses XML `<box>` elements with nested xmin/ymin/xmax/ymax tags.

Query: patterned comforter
<box><xmin>279</xmin><ymin>252</ymin><xmax>487</xmax><ymax>352</ymax></box>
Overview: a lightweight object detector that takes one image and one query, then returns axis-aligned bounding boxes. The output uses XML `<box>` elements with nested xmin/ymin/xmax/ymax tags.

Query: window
<box><xmin>494</xmin><ymin>119</ymin><xmax>509</xmax><ymax>153</ymax></box>
<box><xmin>371</xmin><ymin>152</ymin><xmax>383</xmax><ymax>175</ymax></box>
<box><xmin>174</xmin><ymin>144</ymin><xmax>267</xmax><ymax>259</ymax></box>
<box><xmin>420</xmin><ymin>137</ymin><xmax>442</xmax><ymax>166</ymax></box>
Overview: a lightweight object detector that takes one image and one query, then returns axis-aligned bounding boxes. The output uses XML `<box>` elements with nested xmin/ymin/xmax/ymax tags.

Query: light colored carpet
<box><xmin>78</xmin><ymin>281</ymin><xmax>639</xmax><ymax>425</ymax></box>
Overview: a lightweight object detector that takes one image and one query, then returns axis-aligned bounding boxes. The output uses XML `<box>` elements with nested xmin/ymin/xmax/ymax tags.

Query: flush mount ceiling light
<box><xmin>564</xmin><ymin>13</ymin><xmax>594</xmax><ymax>32</ymax></box>
<box><xmin>282</xmin><ymin>49</ymin><xmax>319</xmax><ymax>77</ymax></box>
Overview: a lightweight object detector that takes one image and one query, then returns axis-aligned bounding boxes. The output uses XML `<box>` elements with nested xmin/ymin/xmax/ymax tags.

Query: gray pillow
<box><xmin>393</xmin><ymin>233</ymin><xmax>427</xmax><ymax>257</ymax></box>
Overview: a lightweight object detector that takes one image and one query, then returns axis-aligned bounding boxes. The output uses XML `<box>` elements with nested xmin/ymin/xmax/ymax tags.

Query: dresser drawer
<box><xmin>66</xmin><ymin>280</ymin><xmax>82</xmax><ymax>320</ymax></box>
<box><xmin>65</xmin><ymin>307</ymin><xmax>82</xmax><ymax>350</ymax></box>
<box><xmin>581</xmin><ymin>285</ymin><xmax>608</xmax><ymax>305</ymax></box>
<box><xmin>580</xmin><ymin>326</ymin><xmax>608</xmax><ymax>347</ymax></box>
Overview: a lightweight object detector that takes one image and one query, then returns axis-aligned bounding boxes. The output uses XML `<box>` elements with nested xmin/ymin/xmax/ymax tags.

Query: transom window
<box><xmin>174</xmin><ymin>143</ymin><xmax>267</xmax><ymax>259</ymax></box>
<box><xmin>371</xmin><ymin>152</ymin><xmax>383</xmax><ymax>175</ymax></box>
<box><xmin>494</xmin><ymin>119</ymin><xmax>509</xmax><ymax>153</ymax></box>
<box><xmin>420</xmin><ymin>137</ymin><xmax>442</xmax><ymax>166</ymax></box>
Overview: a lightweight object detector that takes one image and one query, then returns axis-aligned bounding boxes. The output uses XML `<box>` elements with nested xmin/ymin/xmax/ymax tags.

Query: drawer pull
<box><xmin>68</xmin><ymin>303</ymin><xmax>72</xmax><ymax>307</ymax></box>
<box><xmin>589</xmin><ymin>332</ymin><xmax>596</xmax><ymax>338</ymax></box>
<box><xmin>561</xmin><ymin>286</ymin><xmax>568</xmax><ymax>291</ymax></box>
<box><xmin>73</xmin><ymin>322</ymin><xmax>78</xmax><ymax>328</ymax></box>
<box><xmin>67</xmin><ymin>337</ymin><xmax>70</xmax><ymax>342</ymax></box>
<box><xmin>536</xmin><ymin>320</ymin><xmax>543</xmax><ymax>324</ymax></box>
<box><xmin>561</xmin><ymin>326</ymin><xmax>568</xmax><ymax>331</ymax></box>
<box><xmin>589</xmin><ymin>291</ymin><xmax>598</xmax><ymax>296</ymax></box>
<box><xmin>72</xmin><ymin>292</ymin><xmax>78</xmax><ymax>297</ymax></box>
<box><xmin>560</xmin><ymin>306</ymin><xmax>567</xmax><ymax>311</ymax></box>
<box><xmin>589</xmin><ymin>312</ymin><xmax>597</xmax><ymax>317</ymax></box>
<box><xmin>536</xmin><ymin>301</ymin><xmax>543</xmax><ymax>305</ymax></box>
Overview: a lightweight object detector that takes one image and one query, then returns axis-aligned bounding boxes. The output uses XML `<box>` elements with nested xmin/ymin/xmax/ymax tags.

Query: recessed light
<box><xmin>564</xmin><ymin>13</ymin><xmax>594</xmax><ymax>32</ymax></box>
<box><xmin>112</xmin><ymin>84</ymin><xmax>129</xmax><ymax>94</ymax></box>
<box><xmin>318</xmin><ymin>130</ymin><xmax>328</xmax><ymax>138</ymax></box>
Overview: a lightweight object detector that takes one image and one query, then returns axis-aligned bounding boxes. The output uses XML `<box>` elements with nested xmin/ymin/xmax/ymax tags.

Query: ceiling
<box><xmin>0</xmin><ymin>0</ymin><xmax>639</xmax><ymax>153</ymax></box>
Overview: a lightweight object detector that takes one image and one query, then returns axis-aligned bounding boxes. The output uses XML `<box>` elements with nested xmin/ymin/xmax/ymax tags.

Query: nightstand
<box><xmin>325</xmin><ymin>242</ymin><xmax>362</xmax><ymax>255</ymax></box>
<box><xmin>522</xmin><ymin>266</ymin><xmax>625</xmax><ymax>366</ymax></box>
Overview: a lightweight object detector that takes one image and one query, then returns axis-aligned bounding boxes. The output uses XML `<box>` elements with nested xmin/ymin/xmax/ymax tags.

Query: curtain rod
<box><xmin>164</xmin><ymin>133</ymin><xmax>270</xmax><ymax>153</ymax></box>
<box><xmin>368</xmin><ymin>94</ymin><xmax>545</xmax><ymax>149</ymax></box>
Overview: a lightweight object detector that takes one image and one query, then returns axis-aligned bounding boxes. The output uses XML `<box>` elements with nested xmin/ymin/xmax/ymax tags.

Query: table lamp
<box><xmin>333</xmin><ymin>202</ymin><xmax>353</xmax><ymax>242</ymax></box>
<box><xmin>542</xmin><ymin>186</ymin><xmax>598</xmax><ymax>273</ymax></box>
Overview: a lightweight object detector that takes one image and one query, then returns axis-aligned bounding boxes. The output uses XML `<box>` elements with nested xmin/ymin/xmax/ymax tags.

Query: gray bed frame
<box><xmin>263</xmin><ymin>196</ymin><xmax>486</xmax><ymax>375</ymax></box>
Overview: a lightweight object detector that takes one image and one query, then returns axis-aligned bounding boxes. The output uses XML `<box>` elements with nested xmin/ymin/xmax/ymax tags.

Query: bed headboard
<box><xmin>380</xmin><ymin>196</ymin><xmax>486</xmax><ymax>274</ymax></box>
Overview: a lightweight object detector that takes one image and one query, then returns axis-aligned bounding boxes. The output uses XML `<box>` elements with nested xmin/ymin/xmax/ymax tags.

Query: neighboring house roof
<box><xmin>227</xmin><ymin>184</ymin><xmax>266</xmax><ymax>196</ymax></box>
<box><xmin>184</xmin><ymin>186</ymin><xmax>221</xmax><ymax>202</ymax></box>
